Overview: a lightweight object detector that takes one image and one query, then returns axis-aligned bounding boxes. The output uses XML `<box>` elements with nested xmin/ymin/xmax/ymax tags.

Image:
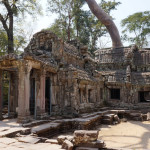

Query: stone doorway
<box><xmin>45</xmin><ymin>77</ymin><xmax>51</xmax><ymax>115</ymax></box>
<box><xmin>30</xmin><ymin>78</ymin><xmax>36</xmax><ymax>116</ymax></box>
<box><xmin>2</xmin><ymin>71</ymin><xmax>10</xmax><ymax>117</ymax></box>
<box><xmin>1</xmin><ymin>70</ymin><xmax>18</xmax><ymax>119</ymax></box>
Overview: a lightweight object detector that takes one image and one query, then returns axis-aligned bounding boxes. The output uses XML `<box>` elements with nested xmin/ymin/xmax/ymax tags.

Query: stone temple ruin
<box><xmin>0</xmin><ymin>30</ymin><xmax>150</xmax><ymax>123</ymax></box>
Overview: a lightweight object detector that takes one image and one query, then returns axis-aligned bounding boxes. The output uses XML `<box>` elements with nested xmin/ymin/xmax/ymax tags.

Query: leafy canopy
<box><xmin>47</xmin><ymin>0</ymin><xmax>121</xmax><ymax>54</ymax></box>
<box><xmin>0</xmin><ymin>0</ymin><xmax>42</xmax><ymax>54</ymax></box>
<box><xmin>121</xmin><ymin>11</ymin><xmax>150</xmax><ymax>48</ymax></box>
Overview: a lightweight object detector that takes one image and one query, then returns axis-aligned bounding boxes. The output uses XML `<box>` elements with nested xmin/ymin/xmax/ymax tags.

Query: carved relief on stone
<box><xmin>126</xmin><ymin>65</ymin><xmax>131</xmax><ymax>82</ymax></box>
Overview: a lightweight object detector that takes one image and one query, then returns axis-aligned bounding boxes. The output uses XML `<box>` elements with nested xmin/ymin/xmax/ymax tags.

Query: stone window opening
<box><xmin>110</xmin><ymin>88</ymin><xmax>120</xmax><ymax>100</ymax></box>
<box><xmin>139</xmin><ymin>91</ymin><xmax>150</xmax><ymax>103</ymax></box>
<box><xmin>45</xmin><ymin>41</ymin><xmax>52</xmax><ymax>52</ymax></box>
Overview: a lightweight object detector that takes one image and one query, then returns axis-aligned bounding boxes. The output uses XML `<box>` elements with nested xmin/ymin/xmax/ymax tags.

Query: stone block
<box><xmin>62</xmin><ymin>140</ymin><xmax>73</xmax><ymax>150</ymax></box>
<box><xmin>16</xmin><ymin>135</ymin><xmax>40</xmax><ymax>144</ymax></box>
<box><xmin>57</xmin><ymin>135</ymin><xmax>74</xmax><ymax>145</ymax></box>
<box><xmin>102</xmin><ymin>114</ymin><xmax>114</xmax><ymax>124</ymax></box>
<box><xmin>45</xmin><ymin>139</ymin><xmax>58</xmax><ymax>144</ymax></box>
<box><xmin>75</xmin><ymin>140</ymin><xmax>106</xmax><ymax>148</ymax></box>
<box><xmin>74</xmin><ymin>130</ymin><xmax>99</xmax><ymax>145</ymax></box>
<box><xmin>75</xmin><ymin>147</ymin><xmax>99</xmax><ymax>150</ymax></box>
<box><xmin>142</xmin><ymin>114</ymin><xmax>147</xmax><ymax>121</ymax></box>
<box><xmin>113</xmin><ymin>115</ymin><xmax>120</xmax><ymax>123</ymax></box>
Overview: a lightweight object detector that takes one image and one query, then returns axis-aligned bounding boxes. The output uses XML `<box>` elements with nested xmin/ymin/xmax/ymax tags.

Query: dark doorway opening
<box><xmin>100</xmin><ymin>88</ymin><xmax>103</xmax><ymax>99</ymax></box>
<box><xmin>139</xmin><ymin>91</ymin><xmax>150</xmax><ymax>102</ymax></box>
<box><xmin>88</xmin><ymin>89</ymin><xmax>92</xmax><ymax>103</ymax></box>
<box><xmin>2</xmin><ymin>71</ymin><xmax>10</xmax><ymax>117</ymax></box>
<box><xmin>30</xmin><ymin>78</ymin><xmax>35</xmax><ymax>115</ymax></box>
<box><xmin>45</xmin><ymin>77</ymin><xmax>51</xmax><ymax>115</ymax></box>
<box><xmin>110</xmin><ymin>89</ymin><xmax>120</xmax><ymax>100</ymax></box>
<box><xmin>79</xmin><ymin>89</ymin><xmax>82</xmax><ymax>103</ymax></box>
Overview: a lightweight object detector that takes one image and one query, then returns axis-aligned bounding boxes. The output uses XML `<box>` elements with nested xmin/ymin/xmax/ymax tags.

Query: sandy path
<box><xmin>98</xmin><ymin>121</ymin><xmax>150</xmax><ymax>150</ymax></box>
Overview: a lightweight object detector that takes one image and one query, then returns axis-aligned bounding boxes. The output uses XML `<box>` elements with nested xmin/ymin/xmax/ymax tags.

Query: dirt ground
<box><xmin>1</xmin><ymin>119</ymin><xmax>150</xmax><ymax>150</ymax></box>
<box><xmin>98</xmin><ymin>121</ymin><xmax>150</xmax><ymax>150</ymax></box>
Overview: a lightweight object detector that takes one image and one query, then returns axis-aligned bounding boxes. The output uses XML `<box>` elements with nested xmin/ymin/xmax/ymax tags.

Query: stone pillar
<box><xmin>0</xmin><ymin>70</ymin><xmax>3</xmax><ymax>120</ymax></box>
<box><xmin>39</xmin><ymin>69</ymin><xmax>46</xmax><ymax>115</ymax></box>
<box><xmin>17</xmin><ymin>64</ymin><xmax>31</xmax><ymax>123</ymax></box>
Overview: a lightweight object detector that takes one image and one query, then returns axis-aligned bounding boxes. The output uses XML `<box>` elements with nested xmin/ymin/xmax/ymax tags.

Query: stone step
<box><xmin>31</xmin><ymin>122</ymin><xmax>61</xmax><ymax>137</ymax></box>
<box><xmin>16</xmin><ymin>135</ymin><xmax>40</xmax><ymax>144</ymax></box>
<box><xmin>22</xmin><ymin>120</ymin><xmax>50</xmax><ymax>128</ymax></box>
<box><xmin>0</xmin><ymin>127</ymin><xmax>30</xmax><ymax>138</ymax></box>
<box><xmin>75</xmin><ymin>140</ymin><xmax>106</xmax><ymax>148</ymax></box>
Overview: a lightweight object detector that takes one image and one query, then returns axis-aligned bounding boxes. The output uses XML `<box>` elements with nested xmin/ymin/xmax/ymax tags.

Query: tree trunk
<box><xmin>8</xmin><ymin>14</ymin><xmax>14</xmax><ymax>53</ymax></box>
<box><xmin>85</xmin><ymin>0</ymin><xmax>123</xmax><ymax>48</ymax></box>
<box><xmin>67</xmin><ymin>13</ymin><xmax>71</xmax><ymax>42</ymax></box>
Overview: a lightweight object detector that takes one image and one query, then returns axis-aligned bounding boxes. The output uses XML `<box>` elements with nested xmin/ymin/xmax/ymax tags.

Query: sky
<box><xmin>31</xmin><ymin>0</ymin><xmax>150</xmax><ymax>47</ymax></box>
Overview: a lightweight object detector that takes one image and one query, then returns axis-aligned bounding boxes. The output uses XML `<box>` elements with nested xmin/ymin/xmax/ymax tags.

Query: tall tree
<box><xmin>85</xmin><ymin>0</ymin><xmax>123</xmax><ymax>48</ymax></box>
<box><xmin>48</xmin><ymin>0</ymin><xmax>121</xmax><ymax>54</ymax></box>
<box><xmin>0</xmin><ymin>0</ymin><xmax>41</xmax><ymax>54</ymax></box>
<box><xmin>121</xmin><ymin>11</ymin><xmax>150</xmax><ymax>48</ymax></box>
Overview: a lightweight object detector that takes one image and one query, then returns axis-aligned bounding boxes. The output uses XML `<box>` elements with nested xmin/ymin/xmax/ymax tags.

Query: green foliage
<box><xmin>47</xmin><ymin>0</ymin><xmax>121</xmax><ymax>54</ymax></box>
<box><xmin>0</xmin><ymin>0</ymin><xmax>42</xmax><ymax>54</ymax></box>
<box><xmin>0</xmin><ymin>29</ymin><xmax>7</xmax><ymax>55</ymax></box>
<box><xmin>121</xmin><ymin>11</ymin><xmax>150</xmax><ymax>48</ymax></box>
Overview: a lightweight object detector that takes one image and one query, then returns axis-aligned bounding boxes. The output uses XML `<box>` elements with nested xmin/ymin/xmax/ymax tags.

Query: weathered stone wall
<box><xmin>95</xmin><ymin>46</ymin><xmax>150</xmax><ymax>108</ymax></box>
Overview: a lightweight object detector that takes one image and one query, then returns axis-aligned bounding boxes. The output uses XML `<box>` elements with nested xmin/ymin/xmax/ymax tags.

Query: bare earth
<box><xmin>98</xmin><ymin>121</ymin><xmax>150</xmax><ymax>150</ymax></box>
<box><xmin>1</xmin><ymin>119</ymin><xmax>150</xmax><ymax>150</ymax></box>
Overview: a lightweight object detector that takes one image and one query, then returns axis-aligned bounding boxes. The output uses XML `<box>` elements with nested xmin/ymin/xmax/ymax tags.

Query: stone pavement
<box><xmin>0</xmin><ymin>137</ymin><xmax>64</xmax><ymax>150</ymax></box>
<box><xmin>0</xmin><ymin>119</ymin><xmax>64</xmax><ymax>150</ymax></box>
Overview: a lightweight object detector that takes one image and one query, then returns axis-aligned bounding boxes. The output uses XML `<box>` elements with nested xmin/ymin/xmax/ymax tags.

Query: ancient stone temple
<box><xmin>0</xmin><ymin>30</ymin><xmax>102</xmax><ymax>123</ymax></box>
<box><xmin>95</xmin><ymin>45</ymin><xmax>150</xmax><ymax>108</ymax></box>
<box><xmin>0</xmin><ymin>30</ymin><xmax>150</xmax><ymax>123</ymax></box>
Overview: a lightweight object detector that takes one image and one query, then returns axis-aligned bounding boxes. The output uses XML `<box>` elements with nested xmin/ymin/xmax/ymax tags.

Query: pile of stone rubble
<box><xmin>57</xmin><ymin>130</ymin><xmax>105</xmax><ymax>150</ymax></box>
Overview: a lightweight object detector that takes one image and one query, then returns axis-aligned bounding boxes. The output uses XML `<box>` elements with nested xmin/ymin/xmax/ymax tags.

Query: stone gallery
<box><xmin>0</xmin><ymin>30</ymin><xmax>150</xmax><ymax>123</ymax></box>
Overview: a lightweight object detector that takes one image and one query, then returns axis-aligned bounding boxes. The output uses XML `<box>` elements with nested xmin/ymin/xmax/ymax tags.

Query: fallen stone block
<box><xmin>0</xmin><ymin>128</ymin><xmax>30</xmax><ymax>138</ymax></box>
<box><xmin>57</xmin><ymin>135</ymin><xmax>74</xmax><ymax>145</ymax></box>
<box><xmin>129</xmin><ymin>113</ymin><xmax>142</xmax><ymax>118</ymax></box>
<box><xmin>62</xmin><ymin>140</ymin><xmax>74</xmax><ymax>150</ymax></box>
<box><xmin>75</xmin><ymin>147</ymin><xmax>99</xmax><ymax>150</ymax></box>
<box><xmin>45</xmin><ymin>139</ymin><xmax>58</xmax><ymax>144</ymax></box>
<box><xmin>102</xmin><ymin>114</ymin><xmax>114</xmax><ymax>125</ymax></box>
<box><xmin>74</xmin><ymin>130</ymin><xmax>99</xmax><ymax>145</ymax></box>
<box><xmin>16</xmin><ymin>135</ymin><xmax>40</xmax><ymax>144</ymax></box>
<box><xmin>141</xmin><ymin>114</ymin><xmax>147</xmax><ymax>121</ymax></box>
<box><xmin>113</xmin><ymin>115</ymin><xmax>120</xmax><ymax>123</ymax></box>
<box><xmin>75</xmin><ymin>140</ymin><xmax>105</xmax><ymax>148</ymax></box>
<box><xmin>102</xmin><ymin>119</ymin><xmax>113</xmax><ymax>125</ymax></box>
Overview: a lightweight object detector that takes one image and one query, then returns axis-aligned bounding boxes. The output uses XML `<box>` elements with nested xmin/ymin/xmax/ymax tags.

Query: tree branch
<box><xmin>2</xmin><ymin>0</ymin><xmax>13</xmax><ymax>14</ymax></box>
<box><xmin>0</xmin><ymin>13</ymin><xmax>9</xmax><ymax>33</ymax></box>
<box><xmin>85</xmin><ymin>0</ymin><xmax>123</xmax><ymax>48</ymax></box>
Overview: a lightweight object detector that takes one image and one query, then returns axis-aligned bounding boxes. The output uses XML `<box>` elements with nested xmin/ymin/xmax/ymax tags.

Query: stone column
<box><xmin>17</xmin><ymin>64</ymin><xmax>31</xmax><ymax>123</ymax></box>
<box><xmin>0</xmin><ymin>70</ymin><xmax>3</xmax><ymax>120</ymax></box>
<box><xmin>39</xmin><ymin>69</ymin><xmax>46</xmax><ymax>115</ymax></box>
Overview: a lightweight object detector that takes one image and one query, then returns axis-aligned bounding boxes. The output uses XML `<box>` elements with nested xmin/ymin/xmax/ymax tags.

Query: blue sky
<box><xmin>32</xmin><ymin>0</ymin><xmax>150</xmax><ymax>47</ymax></box>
